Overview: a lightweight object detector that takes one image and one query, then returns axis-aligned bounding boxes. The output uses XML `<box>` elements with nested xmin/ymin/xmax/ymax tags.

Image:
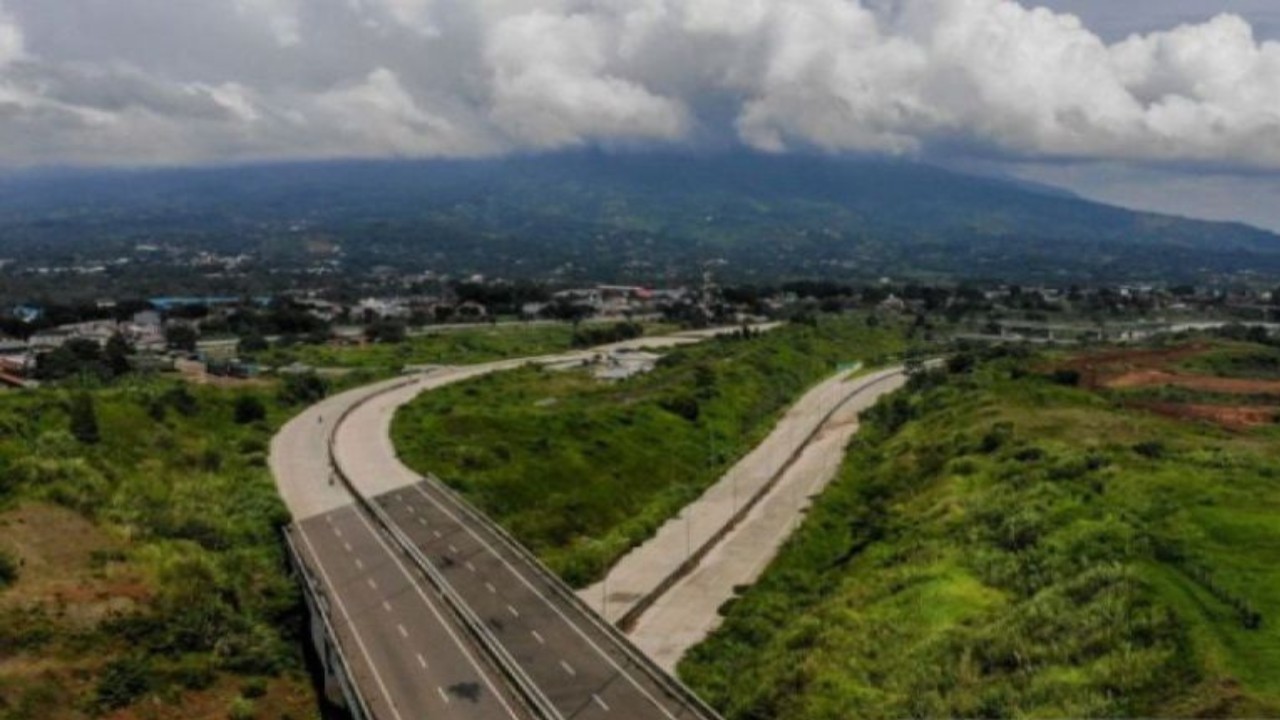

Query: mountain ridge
<box><xmin>0</xmin><ymin>152</ymin><xmax>1276</xmax><ymax>284</ymax></box>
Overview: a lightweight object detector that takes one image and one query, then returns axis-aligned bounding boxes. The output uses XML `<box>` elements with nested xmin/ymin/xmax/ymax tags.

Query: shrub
<box><xmin>164</xmin><ymin>385</ymin><xmax>200</xmax><ymax>417</ymax></box>
<box><xmin>1133</xmin><ymin>441</ymin><xmax>1167</xmax><ymax>460</ymax></box>
<box><xmin>228</xmin><ymin>696</ymin><xmax>256</xmax><ymax>720</ymax></box>
<box><xmin>68</xmin><ymin>392</ymin><xmax>100</xmax><ymax>445</ymax></box>
<box><xmin>94</xmin><ymin>655</ymin><xmax>153</xmax><ymax>712</ymax></box>
<box><xmin>278</xmin><ymin>373</ymin><xmax>329</xmax><ymax>406</ymax></box>
<box><xmin>234</xmin><ymin>395</ymin><xmax>267</xmax><ymax>425</ymax></box>
<box><xmin>240</xmin><ymin>676</ymin><xmax>268</xmax><ymax>699</ymax></box>
<box><xmin>1050</xmin><ymin>369</ymin><xmax>1082</xmax><ymax>386</ymax></box>
<box><xmin>0</xmin><ymin>547</ymin><xmax>18</xmax><ymax>587</ymax></box>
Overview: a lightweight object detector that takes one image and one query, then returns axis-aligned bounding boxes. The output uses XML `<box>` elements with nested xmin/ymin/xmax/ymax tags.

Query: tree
<box><xmin>278</xmin><ymin>373</ymin><xmax>329</xmax><ymax>406</ymax></box>
<box><xmin>233</xmin><ymin>395</ymin><xmax>267</xmax><ymax>425</ymax></box>
<box><xmin>165</xmin><ymin>324</ymin><xmax>199</xmax><ymax>352</ymax></box>
<box><xmin>104</xmin><ymin>333</ymin><xmax>133</xmax><ymax>377</ymax></box>
<box><xmin>365</xmin><ymin>320</ymin><xmax>407</xmax><ymax>344</ymax></box>
<box><xmin>69</xmin><ymin>392</ymin><xmax>101</xmax><ymax>444</ymax></box>
<box><xmin>239</xmin><ymin>333</ymin><xmax>269</xmax><ymax>354</ymax></box>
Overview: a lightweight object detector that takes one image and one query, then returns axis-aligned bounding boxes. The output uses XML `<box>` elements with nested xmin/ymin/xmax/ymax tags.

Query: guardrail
<box><xmin>326</xmin><ymin>372</ymin><xmax>561</xmax><ymax>720</ymax></box>
<box><xmin>422</xmin><ymin>471</ymin><xmax>725</xmax><ymax>720</ymax></box>
<box><xmin>282</xmin><ymin>527</ymin><xmax>375</xmax><ymax>720</ymax></box>
<box><xmin>615</xmin><ymin>367</ymin><xmax>906</xmax><ymax>631</ymax></box>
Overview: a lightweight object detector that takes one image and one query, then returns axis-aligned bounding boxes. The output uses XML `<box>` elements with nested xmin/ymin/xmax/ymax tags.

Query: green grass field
<box><xmin>680</xmin><ymin>345</ymin><xmax>1280</xmax><ymax>718</ymax></box>
<box><xmin>392</xmin><ymin>317</ymin><xmax>913</xmax><ymax>586</ymax></box>
<box><xmin>248</xmin><ymin>323</ymin><xmax>629</xmax><ymax>373</ymax></box>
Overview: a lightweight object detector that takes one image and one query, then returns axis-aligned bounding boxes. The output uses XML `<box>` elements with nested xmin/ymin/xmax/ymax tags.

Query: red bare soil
<box><xmin>1105</xmin><ymin>370</ymin><xmax>1280</xmax><ymax>395</ymax></box>
<box><xmin>1053</xmin><ymin>343</ymin><xmax>1280</xmax><ymax>430</ymax></box>
<box><xmin>1136</xmin><ymin>402</ymin><xmax>1279</xmax><ymax>430</ymax></box>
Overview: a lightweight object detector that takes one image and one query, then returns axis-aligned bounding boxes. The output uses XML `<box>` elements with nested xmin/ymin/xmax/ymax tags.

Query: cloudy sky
<box><xmin>1</xmin><ymin>0</ymin><xmax>1279</xmax><ymax>229</ymax></box>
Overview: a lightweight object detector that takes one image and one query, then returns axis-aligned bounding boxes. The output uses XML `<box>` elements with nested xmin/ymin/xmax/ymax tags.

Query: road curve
<box><xmin>579</xmin><ymin>367</ymin><xmax>906</xmax><ymax>628</ymax></box>
<box><xmin>626</xmin><ymin>369</ymin><xmax>908</xmax><ymax>670</ymax></box>
<box><xmin>271</xmin><ymin>327</ymin><xmax>768</xmax><ymax>720</ymax></box>
<box><xmin>273</xmin><ymin>372</ymin><xmax>531</xmax><ymax>720</ymax></box>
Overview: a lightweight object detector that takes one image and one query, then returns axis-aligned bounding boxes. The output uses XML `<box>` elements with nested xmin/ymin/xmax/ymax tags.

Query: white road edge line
<box><xmin>411</xmin><ymin>484</ymin><xmax>680</xmax><ymax>720</ymax></box>
<box><xmin>348</xmin><ymin>508</ymin><xmax>523</xmax><ymax>720</ymax></box>
<box><xmin>296</xmin><ymin>525</ymin><xmax>406</xmax><ymax>720</ymax></box>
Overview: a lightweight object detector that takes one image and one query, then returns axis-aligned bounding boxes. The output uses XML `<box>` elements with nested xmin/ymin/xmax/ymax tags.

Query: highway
<box><xmin>271</xmin><ymin>329</ymin><xmax>760</xmax><ymax>720</ymax></box>
<box><xmin>290</xmin><ymin>505</ymin><xmax>528</xmax><ymax>720</ymax></box>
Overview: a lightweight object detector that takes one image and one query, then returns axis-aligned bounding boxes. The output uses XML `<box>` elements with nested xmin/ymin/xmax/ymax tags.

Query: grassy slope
<box><xmin>249</xmin><ymin>324</ymin><xmax>580</xmax><ymax>372</ymax></box>
<box><xmin>392</xmin><ymin>317</ymin><xmax>911</xmax><ymax>586</ymax></box>
<box><xmin>680</xmin><ymin>348</ymin><xmax>1280</xmax><ymax>719</ymax></box>
<box><xmin>0</xmin><ymin>378</ymin><xmax>313</xmax><ymax>719</ymax></box>
<box><xmin>0</xmin><ymin>322</ymin><xmax>646</xmax><ymax>718</ymax></box>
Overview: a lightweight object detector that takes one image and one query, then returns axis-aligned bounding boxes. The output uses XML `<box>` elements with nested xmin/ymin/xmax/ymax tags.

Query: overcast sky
<box><xmin>1</xmin><ymin>0</ymin><xmax>1279</xmax><ymax>230</ymax></box>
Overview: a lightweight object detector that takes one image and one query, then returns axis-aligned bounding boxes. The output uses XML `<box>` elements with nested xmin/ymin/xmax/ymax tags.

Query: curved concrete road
<box><xmin>624</xmin><ymin>369</ymin><xmax>907</xmax><ymax>671</ymax></box>
<box><xmin>270</xmin><ymin>325</ymin><xmax>776</xmax><ymax>720</ymax></box>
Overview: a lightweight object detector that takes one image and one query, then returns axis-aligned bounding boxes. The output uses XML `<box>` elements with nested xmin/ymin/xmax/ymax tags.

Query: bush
<box><xmin>1050</xmin><ymin>369</ymin><xmax>1082</xmax><ymax>386</ymax></box>
<box><xmin>94</xmin><ymin>655</ymin><xmax>153</xmax><ymax>712</ymax></box>
<box><xmin>1133</xmin><ymin>441</ymin><xmax>1167</xmax><ymax>459</ymax></box>
<box><xmin>240</xmin><ymin>676</ymin><xmax>268</xmax><ymax>699</ymax></box>
<box><xmin>0</xmin><ymin>547</ymin><xmax>18</xmax><ymax>587</ymax></box>
<box><xmin>278</xmin><ymin>373</ymin><xmax>329</xmax><ymax>406</ymax></box>
<box><xmin>228</xmin><ymin>696</ymin><xmax>256</xmax><ymax>720</ymax></box>
<box><xmin>234</xmin><ymin>395</ymin><xmax>267</xmax><ymax>425</ymax></box>
<box><xmin>164</xmin><ymin>385</ymin><xmax>200</xmax><ymax>417</ymax></box>
<box><xmin>68</xmin><ymin>392</ymin><xmax>100</xmax><ymax>445</ymax></box>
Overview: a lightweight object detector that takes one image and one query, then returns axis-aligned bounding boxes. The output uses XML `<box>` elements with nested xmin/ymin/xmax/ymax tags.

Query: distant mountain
<box><xmin>1</xmin><ymin>153</ymin><xmax>1277</xmax><ymax>285</ymax></box>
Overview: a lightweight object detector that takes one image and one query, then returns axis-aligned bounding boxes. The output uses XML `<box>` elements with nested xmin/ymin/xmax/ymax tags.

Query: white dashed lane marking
<box><xmin>383</xmin><ymin>601</ymin><xmax>393</xmax><ymax>613</ymax></box>
<box><xmin>367</xmin><ymin>578</ymin><xmax>378</xmax><ymax>590</ymax></box>
<box><xmin>397</xmin><ymin>624</ymin><xmax>409</xmax><ymax>639</ymax></box>
<box><xmin>485</xmin><ymin>582</ymin><xmax>497</xmax><ymax>594</ymax></box>
<box><xmin>437</xmin><ymin>687</ymin><xmax>451</xmax><ymax>705</ymax></box>
<box><xmin>531</xmin><ymin>630</ymin><xmax>545</xmax><ymax>645</ymax></box>
<box><xmin>507</xmin><ymin>605</ymin><xmax>519</xmax><ymax>618</ymax></box>
<box><xmin>355</xmin><ymin>558</ymin><xmax>364</xmax><ymax>570</ymax></box>
<box><xmin>593</xmin><ymin>694</ymin><xmax>611</xmax><ymax>712</ymax></box>
<box><xmin>417</xmin><ymin>653</ymin><xmax>428</xmax><ymax>670</ymax></box>
<box><xmin>560</xmin><ymin>660</ymin><xmax>576</xmax><ymax>677</ymax></box>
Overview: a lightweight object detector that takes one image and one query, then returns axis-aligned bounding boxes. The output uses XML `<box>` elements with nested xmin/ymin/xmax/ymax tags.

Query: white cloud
<box><xmin>486</xmin><ymin>10</ymin><xmax>688</xmax><ymax>149</ymax></box>
<box><xmin>0</xmin><ymin>3</ymin><xmax>22</xmax><ymax>66</ymax></box>
<box><xmin>234</xmin><ymin>0</ymin><xmax>303</xmax><ymax>47</ymax></box>
<box><xmin>0</xmin><ymin>0</ymin><xmax>1279</xmax><ymax>171</ymax></box>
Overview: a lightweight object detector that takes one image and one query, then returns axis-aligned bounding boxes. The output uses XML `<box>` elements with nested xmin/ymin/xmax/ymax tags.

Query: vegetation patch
<box><xmin>0</xmin><ymin>378</ymin><xmax>318</xmax><ymax>719</ymax></box>
<box><xmin>681</xmin><ymin>344</ymin><xmax>1280</xmax><ymax>718</ymax></box>
<box><xmin>247</xmin><ymin>323</ymin><xmax>582</xmax><ymax>373</ymax></box>
<box><xmin>393</xmin><ymin>317</ymin><xmax>913</xmax><ymax>586</ymax></box>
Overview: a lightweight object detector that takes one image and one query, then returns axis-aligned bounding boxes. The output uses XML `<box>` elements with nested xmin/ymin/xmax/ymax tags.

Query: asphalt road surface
<box><xmin>292</xmin><ymin>504</ymin><xmax>529</xmax><ymax>720</ymax></box>
<box><xmin>271</xmin><ymin>327</ymin><xmax>766</xmax><ymax>720</ymax></box>
<box><xmin>373</xmin><ymin>480</ymin><xmax>709</xmax><ymax>719</ymax></box>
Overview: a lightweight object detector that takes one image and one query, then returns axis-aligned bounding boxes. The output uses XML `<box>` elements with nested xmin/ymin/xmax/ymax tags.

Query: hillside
<box><xmin>391</xmin><ymin>318</ymin><xmax>912</xmax><ymax>586</ymax></box>
<box><xmin>2</xmin><ymin>154</ymin><xmax>1279</xmax><ymax>284</ymax></box>
<box><xmin>680</xmin><ymin>343</ymin><xmax>1280</xmax><ymax>718</ymax></box>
